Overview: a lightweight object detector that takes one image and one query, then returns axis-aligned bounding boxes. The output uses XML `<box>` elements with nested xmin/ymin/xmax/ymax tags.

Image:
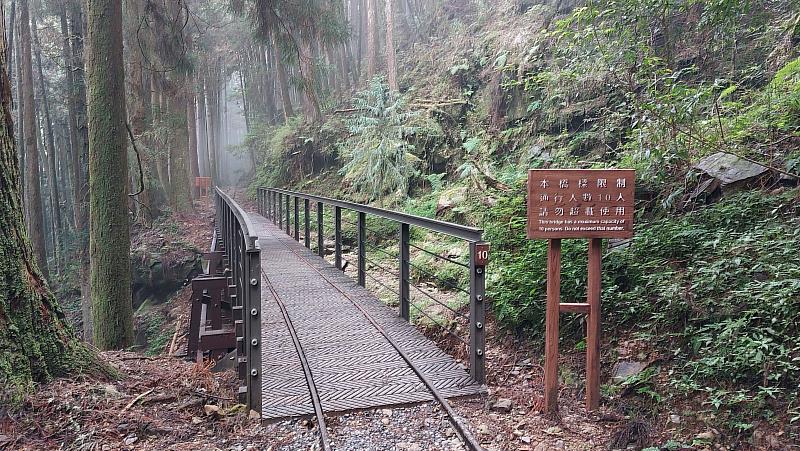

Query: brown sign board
<box><xmin>527</xmin><ymin>169</ymin><xmax>635</xmax><ymax>239</ymax></box>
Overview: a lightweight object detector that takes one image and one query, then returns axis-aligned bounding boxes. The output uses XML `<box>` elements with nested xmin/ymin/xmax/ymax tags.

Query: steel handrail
<box><xmin>269</xmin><ymin>188</ymin><xmax>483</xmax><ymax>242</ymax></box>
<box><xmin>214</xmin><ymin>188</ymin><xmax>262</xmax><ymax>414</ymax></box>
<box><xmin>216</xmin><ymin>187</ymin><xmax>260</xmax><ymax>250</ymax></box>
<box><xmin>257</xmin><ymin>186</ymin><xmax>488</xmax><ymax>385</ymax></box>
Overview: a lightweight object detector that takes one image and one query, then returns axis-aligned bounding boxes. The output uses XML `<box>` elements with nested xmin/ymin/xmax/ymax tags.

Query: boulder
<box><xmin>694</xmin><ymin>152</ymin><xmax>770</xmax><ymax>190</ymax></box>
<box><xmin>683</xmin><ymin>152</ymin><xmax>794</xmax><ymax>208</ymax></box>
<box><xmin>611</xmin><ymin>360</ymin><xmax>648</xmax><ymax>383</ymax></box>
<box><xmin>436</xmin><ymin>187</ymin><xmax>468</xmax><ymax>216</ymax></box>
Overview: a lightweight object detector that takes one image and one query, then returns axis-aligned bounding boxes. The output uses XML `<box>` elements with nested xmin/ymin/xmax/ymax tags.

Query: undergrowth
<box><xmin>486</xmin><ymin>188</ymin><xmax>800</xmax><ymax>423</ymax></box>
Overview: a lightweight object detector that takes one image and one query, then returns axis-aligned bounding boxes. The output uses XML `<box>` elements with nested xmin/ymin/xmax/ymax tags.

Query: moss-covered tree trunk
<box><xmin>167</xmin><ymin>85</ymin><xmax>192</xmax><ymax>213</ymax></box>
<box><xmin>271</xmin><ymin>37</ymin><xmax>294</xmax><ymax>121</ymax></box>
<box><xmin>60</xmin><ymin>1</ymin><xmax>92</xmax><ymax>340</ymax></box>
<box><xmin>86</xmin><ymin>0</ymin><xmax>133</xmax><ymax>349</ymax></box>
<box><xmin>0</xmin><ymin>4</ymin><xmax>99</xmax><ymax>407</ymax></box>
<box><xmin>19</xmin><ymin>0</ymin><xmax>48</xmax><ymax>280</ymax></box>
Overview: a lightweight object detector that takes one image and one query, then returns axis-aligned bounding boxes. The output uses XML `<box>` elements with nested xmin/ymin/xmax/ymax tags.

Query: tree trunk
<box><xmin>298</xmin><ymin>36</ymin><xmax>323</xmax><ymax>123</ymax></box>
<box><xmin>19</xmin><ymin>0</ymin><xmax>48</xmax><ymax>280</ymax></box>
<box><xmin>260</xmin><ymin>44</ymin><xmax>277</xmax><ymax>125</ymax></box>
<box><xmin>125</xmin><ymin>0</ymin><xmax>154</xmax><ymax>224</ymax></box>
<box><xmin>366</xmin><ymin>0</ymin><xmax>378</xmax><ymax>80</ymax></box>
<box><xmin>15</xmin><ymin>18</ymin><xmax>26</xmax><ymax>224</ymax></box>
<box><xmin>6</xmin><ymin>1</ymin><xmax>15</xmax><ymax>77</ymax></box>
<box><xmin>204</xmin><ymin>72</ymin><xmax>219</xmax><ymax>185</ymax></box>
<box><xmin>272</xmin><ymin>38</ymin><xmax>294</xmax><ymax>121</ymax></box>
<box><xmin>62</xmin><ymin>0</ymin><xmax>92</xmax><ymax>340</ymax></box>
<box><xmin>33</xmin><ymin>13</ymin><xmax>63</xmax><ymax>271</ymax></box>
<box><xmin>166</xmin><ymin>80</ymin><xmax>193</xmax><ymax>213</ymax></box>
<box><xmin>86</xmin><ymin>0</ymin><xmax>133</xmax><ymax>350</ymax></box>
<box><xmin>385</xmin><ymin>0</ymin><xmax>398</xmax><ymax>91</ymax></box>
<box><xmin>0</xmin><ymin>1</ymin><xmax>103</xmax><ymax>407</ymax></box>
<box><xmin>197</xmin><ymin>79</ymin><xmax>209</xmax><ymax>176</ymax></box>
<box><xmin>187</xmin><ymin>87</ymin><xmax>199</xmax><ymax>197</ymax></box>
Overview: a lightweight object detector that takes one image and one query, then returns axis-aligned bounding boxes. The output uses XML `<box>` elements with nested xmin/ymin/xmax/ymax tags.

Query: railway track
<box><xmin>262</xmin><ymin>233</ymin><xmax>485</xmax><ymax>451</ymax></box>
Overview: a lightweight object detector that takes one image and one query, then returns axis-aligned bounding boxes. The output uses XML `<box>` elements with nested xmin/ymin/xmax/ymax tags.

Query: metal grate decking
<box><xmin>250</xmin><ymin>212</ymin><xmax>485</xmax><ymax>420</ymax></box>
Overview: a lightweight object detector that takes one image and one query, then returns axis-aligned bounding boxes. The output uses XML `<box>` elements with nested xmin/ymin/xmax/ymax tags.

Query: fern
<box><xmin>339</xmin><ymin>78</ymin><xmax>421</xmax><ymax>203</ymax></box>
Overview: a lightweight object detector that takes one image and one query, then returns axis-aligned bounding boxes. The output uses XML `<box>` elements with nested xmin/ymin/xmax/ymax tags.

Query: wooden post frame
<box><xmin>528</xmin><ymin>169</ymin><xmax>635</xmax><ymax>414</ymax></box>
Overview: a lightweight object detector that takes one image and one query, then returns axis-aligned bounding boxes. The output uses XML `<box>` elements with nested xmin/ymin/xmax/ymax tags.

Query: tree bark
<box><xmin>187</xmin><ymin>87</ymin><xmax>199</xmax><ymax>197</ymax></box>
<box><xmin>366</xmin><ymin>0</ymin><xmax>378</xmax><ymax>80</ymax></box>
<box><xmin>0</xmin><ymin>1</ymin><xmax>103</xmax><ymax>407</ymax></box>
<box><xmin>272</xmin><ymin>37</ymin><xmax>294</xmax><ymax>121</ymax></box>
<box><xmin>385</xmin><ymin>0</ymin><xmax>398</xmax><ymax>91</ymax></box>
<box><xmin>86</xmin><ymin>0</ymin><xmax>133</xmax><ymax>349</ymax></box>
<box><xmin>297</xmin><ymin>36</ymin><xmax>323</xmax><ymax>123</ymax></box>
<box><xmin>19</xmin><ymin>0</ymin><xmax>49</xmax><ymax>279</ymax></box>
<box><xmin>204</xmin><ymin>71</ymin><xmax>219</xmax><ymax>185</ymax></box>
<box><xmin>33</xmin><ymin>13</ymin><xmax>63</xmax><ymax>270</ymax></box>
<box><xmin>197</xmin><ymin>78</ymin><xmax>209</xmax><ymax>176</ymax></box>
<box><xmin>15</xmin><ymin>17</ymin><xmax>26</xmax><ymax>224</ymax></box>
<box><xmin>124</xmin><ymin>0</ymin><xmax>154</xmax><ymax>224</ymax></box>
<box><xmin>63</xmin><ymin>0</ymin><xmax>92</xmax><ymax>340</ymax></box>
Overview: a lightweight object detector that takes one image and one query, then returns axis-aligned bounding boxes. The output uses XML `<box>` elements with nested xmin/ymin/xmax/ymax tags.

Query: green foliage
<box><xmin>338</xmin><ymin>78</ymin><xmax>422</xmax><ymax>202</ymax></box>
<box><xmin>487</xmin><ymin>188</ymin><xmax>800</xmax><ymax>415</ymax></box>
<box><xmin>484</xmin><ymin>190</ymin><xmax>593</xmax><ymax>333</ymax></box>
<box><xmin>609</xmin><ymin>192</ymin><xmax>800</xmax><ymax>420</ymax></box>
<box><xmin>249</xmin><ymin>117</ymin><xmax>305</xmax><ymax>190</ymax></box>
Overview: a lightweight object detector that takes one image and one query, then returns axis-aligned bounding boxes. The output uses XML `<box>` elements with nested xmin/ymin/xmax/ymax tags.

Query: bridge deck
<box><xmin>249</xmin><ymin>212</ymin><xmax>485</xmax><ymax>420</ymax></box>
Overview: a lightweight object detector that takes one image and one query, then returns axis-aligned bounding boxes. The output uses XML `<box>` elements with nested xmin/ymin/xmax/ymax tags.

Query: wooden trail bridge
<box><xmin>189</xmin><ymin>188</ymin><xmax>489</xmax><ymax>424</ymax></box>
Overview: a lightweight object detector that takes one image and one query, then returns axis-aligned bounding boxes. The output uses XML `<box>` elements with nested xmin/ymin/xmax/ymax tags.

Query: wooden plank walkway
<box><xmin>249</xmin><ymin>212</ymin><xmax>485</xmax><ymax>420</ymax></box>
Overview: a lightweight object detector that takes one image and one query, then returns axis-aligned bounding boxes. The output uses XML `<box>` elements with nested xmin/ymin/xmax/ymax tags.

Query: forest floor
<box><xmin>0</xmin><ymin>197</ymin><xmax>765</xmax><ymax>450</ymax></box>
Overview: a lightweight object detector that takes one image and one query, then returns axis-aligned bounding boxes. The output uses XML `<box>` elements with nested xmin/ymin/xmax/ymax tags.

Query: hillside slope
<box><xmin>249</xmin><ymin>1</ymin><xmax>800</xmax><ymax>448</ymax></box>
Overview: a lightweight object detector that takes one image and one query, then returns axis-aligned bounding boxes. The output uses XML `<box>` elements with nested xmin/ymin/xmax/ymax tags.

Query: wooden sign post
<box><xmin>527</xmin><ymin>169</ymin><xmax>635</xmax><ymax>413</ymax></box>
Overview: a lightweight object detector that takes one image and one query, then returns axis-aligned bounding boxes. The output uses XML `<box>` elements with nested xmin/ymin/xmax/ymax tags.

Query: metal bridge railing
<box><xmin>256</xmin><ymin>187</ymin><xmax>488</xmax><ymax>384</ymax></box>
<box><xmin>215</xmin><ymin>188</ymin><xmax>262</xmax><ymax>411</ymax></box>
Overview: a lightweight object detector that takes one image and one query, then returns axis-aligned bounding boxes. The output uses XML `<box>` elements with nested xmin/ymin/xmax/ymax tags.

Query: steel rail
<box><xmin>408</xmin><ymin>261</ymin><xmax>470</xmax><ymax>295</ymax></box>
<box><xmin>262</xmin><ymin>272</ymin><xmax>331</xmax><ymax>451</ymax></box>
<box><xmin>363</xmin><ymin>255</ymin><xmax>401</xmax><ymax>279</ymax></box>
<box><xmin>408</xmin><ymin>301</ymin><xmax>468</xmax><ymax>345</ymax></box>
<box><xmin>364</xmin><ymin>271</ymin><xmax>401</xmax><ymax>296</ymax></box>
<box><xmin>364</xmin><ymin>241</ymin><xmax>399</xmax><ymax>259</ymax></box>
<box><xmin>269</xmin><ymin>188</ymin><xmax>483</xmax><ymax>242</ymax></box>
<box><xmin>409</xmin><ymin>242</ymin><xmax>469</xmax><ymax>268</ymax></box>
<box><xmin>408</xmin><ymin>282</ymin><xmax>469</xmax><ymax>320</ymax></box>
<box><xmin>271</xmin><ymin>230</ymin><xmax>485</xmax><ymax>451</ymax></box>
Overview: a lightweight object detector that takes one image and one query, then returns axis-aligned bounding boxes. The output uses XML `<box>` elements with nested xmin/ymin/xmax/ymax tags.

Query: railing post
<box><xmin>357</xmin><ymin>212</ymin><xmax>366</xmax><ymax>287</ymax></box>
<box><xmin>271</xmin><ymin>191</ymin><xmax>276</xmax><ymax>223</ymax></box>
<box><xmin>399</xmin><ymin>223</ymin><xmax>410</xmax><ymax>321</ymax></box>
<box><xmin>246</xmin><ymin>248</ymin><xmax>262</xmax><ymax>414</ymax></box>
<box><xmin>469</xmin><ymin>241</ymin><xmax>487</xmax><ymax>385</ymax></box>
<box><xmin>285</xmin><ymin>195</ymin><xmax>291</xmax><ymax>235</ymax></box>
<box><xmin>317</xmin><ymin>202</ymin><xmax>324</xmax><ymax>257</ymax></box>
<box><xmin>304</xmin><ymin>199</ymin><xmax>311</xmax><ymax>248</ymax></box>
<box><xmin>294</xmin><ymin>196</ymin><xmax>300</xmax><ymax>241</ymax></box>
<box><xmin>278</xmin><ymin>193</ymin><xmax>283</xmax><ymax>228</ymax></box>
<box><xmin>334</xmin><ymin>206</ymin><xmax>342</xmax><ymax>270</ymax></box>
